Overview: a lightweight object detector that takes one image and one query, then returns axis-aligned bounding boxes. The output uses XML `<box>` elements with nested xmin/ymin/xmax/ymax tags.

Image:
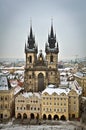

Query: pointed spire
<box><xmin>30</xmin><ymin>18</ymin><xmax>33</xmax><ymax>38</ymax></box>
<box><xmin>50</xmin><ymin>18</ymin><xmax>54</xmax><ymax>37</ymax></box>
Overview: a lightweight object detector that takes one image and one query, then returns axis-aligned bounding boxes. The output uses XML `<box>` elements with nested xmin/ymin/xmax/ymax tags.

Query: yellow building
<box><xmin>15</xmin><ymin>83</ymin><xmax>81</xmax><ymax>120</ymax></box>
<box><xmin>0</xmin><ymin>74</ymin><xmax>14</xmax><ymax>120</ymax></box>
<box><xmin>74</xmin><ymin>72</ymin><xmax>86</xmax><ymax>96</ymax></box>
<box><xmin>15</xmin><ymin>92</ymin><xmax>41</xmax><ymax>119</ymax></box>
<box><xmin>42</xmin><ymin>84</ymin><xmax>81</xmax><ymax>120</ymax></box>
<box><xmin>42</xmin><ymin>84</ymin><xmax>69</xmax><ymax>120</ymax></box>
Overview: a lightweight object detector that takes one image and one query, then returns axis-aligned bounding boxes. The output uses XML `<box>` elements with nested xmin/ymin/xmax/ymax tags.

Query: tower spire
<box><xmin>50</xmin><ymin>18</ymin><xmax>54</xmax><ymax>37</ymax></box>
<box><xmin>30</xmin><ymin>18</ymin><xmax>33</xmax><ymax>38</ymax></box>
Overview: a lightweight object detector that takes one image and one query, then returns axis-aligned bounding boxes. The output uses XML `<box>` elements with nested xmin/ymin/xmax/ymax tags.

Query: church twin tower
<box><xmin>24</xmin><ymin>22</ymin><xmax>60</xmax><ymax>92</ymax></box>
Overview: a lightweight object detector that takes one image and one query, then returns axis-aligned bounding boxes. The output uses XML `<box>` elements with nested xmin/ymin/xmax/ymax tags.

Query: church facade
<box><xmin>24</xmin><ymin>22</ymin><xmax>60</xmax><ymax>92</ymax></box>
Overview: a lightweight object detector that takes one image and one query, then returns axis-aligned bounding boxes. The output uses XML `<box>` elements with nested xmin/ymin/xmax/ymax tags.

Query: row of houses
<box><xmin>15</xmin><ymin>84</ymin><xmax>81</xmax><ymax>120</ymax></box>
<box><xmin>0</xmin><ymin>71</ymin><xmax>83</xmax><ymax>121</ymax></box>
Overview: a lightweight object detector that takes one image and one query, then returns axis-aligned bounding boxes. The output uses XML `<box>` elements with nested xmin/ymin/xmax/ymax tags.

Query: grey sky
<box><xmin>0</xmin><ymin>0</ymin><xmax>86</xmax><ymax>60</ymax></box>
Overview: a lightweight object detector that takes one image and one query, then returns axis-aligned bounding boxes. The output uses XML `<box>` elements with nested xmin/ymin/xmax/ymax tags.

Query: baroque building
<box><xmin>15</xmin><ymin>84</ymin><xmax>81</xmax><ymax>120</ymax></box>
<box><xmin>15</xmin><ymin>92</ymin><xmax>41</xmax><ymax>119</ymax></box>
<box><xmin>24</xmin><ymin>22</ymin><xmax>60</xmax><ymax>92</ymax></box>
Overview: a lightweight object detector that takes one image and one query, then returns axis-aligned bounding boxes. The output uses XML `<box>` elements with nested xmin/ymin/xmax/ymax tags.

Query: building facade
<box><xmin>74</xmin><ymin>72</ymin><xmax>86</xmax><ymax>96</ymax></box>
<box><xmin>0</xmin><ymin>74</ymin><xmax>14</xmax><ymax>120</ymax></box>
<box><xmin>15</xmin><ymin>92</ymin><xmax>41</xmax><ymax>119</ymax></box>
<box><xmin>24</xmin><ymin>22</ymin><xmax>60</xmax><ymax>92</ymax></box>
<box><xmin>15</xmin><ymin>84</ymin><xmax>81</xmax><ymax>120</ymax></box>
<box><xmin>42</xmin><ymin>85</ymin><xmax>69</xmax><ymax>120</ymax></box>
<box><xmin>42</xmin><ymin>84</ymin><xmax>80</xmax><ymax>120</ymax></box>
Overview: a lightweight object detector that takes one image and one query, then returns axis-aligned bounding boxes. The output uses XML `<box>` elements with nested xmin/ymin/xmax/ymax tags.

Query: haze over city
<box><xmin>0</xmin><ymin>0</ymin><xmax>86</xmax><ymax>60</ymax></box>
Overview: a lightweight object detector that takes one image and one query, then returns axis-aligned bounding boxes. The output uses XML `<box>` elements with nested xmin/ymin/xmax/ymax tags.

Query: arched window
<box><xmin>50</xmin><ymin>55</ymin><xmax>53</xmax><ymax>62</ymax></box>
<box><xmin>29</xmin><ymin>56</ymin><xmax>32</xmax><ymax>63</ymax></box>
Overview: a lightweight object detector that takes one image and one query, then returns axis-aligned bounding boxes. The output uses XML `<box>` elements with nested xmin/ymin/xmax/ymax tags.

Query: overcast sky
<box><xmin>0</xmin><ymin>0</ymin><xmax>86</xmax><ymax>60</ymax></box>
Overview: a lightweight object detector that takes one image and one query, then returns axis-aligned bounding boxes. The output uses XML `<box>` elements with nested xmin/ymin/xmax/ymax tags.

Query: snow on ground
<box><xmin>0</xmin><ymin>121</ymin><xmax>84</xmax><ymax>130</ymax></box>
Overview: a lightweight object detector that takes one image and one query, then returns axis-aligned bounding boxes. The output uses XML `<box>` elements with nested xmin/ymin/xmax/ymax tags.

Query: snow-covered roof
<box><xmin>14</xmin><ymin>86</ymin><xmax>24</xmax><ymax>95</ymax></box>
<box><xmin>42</xmin><ymin>84</ymin><xmax>70</xmax><ymax>95</ymax></box>
<box><xmin>0</xmin><ymin>75</ymin><xmax>10</xmax><ymax>90</ymax></box>
<box><xmin>64</xmin><ymin>67</ymin><xmax>72</xmax><ymax>71</ymax></box>
<box><xmin>42</xmin><ymin>83</ymin><xmax>82</xmax><ymax>96</ymax></box>
<box><xmin>60</xmin><ymin>72</ymin><xmax>66</xmax><ymax>76</ymax></box>
<box><xmin>69</xmin><ymin>80</ymin><xmax>82</xmax><ymax>95</ymax></box>
<box><xmin>11</xmin><ymin>80</ymin><xmax>18</xmax><ymax>87</ymax></box>
<box><xmin>22</xmin><ymin>92</ymin><xmax>41</xmax><ymax>98</ymax></box>
<box><xmin>1</xmin><ymin>66</ymin><xmax>24</xmax><ymax>70</ymax></box>
<box><xmin>14</xmin><ymin>70</ymin><xmax>24</xmax><ymax>75</ymax></box>
<box><xmin>74</xmin><ymin>72</ymin><xmax>86</xmax><ymax>78</ymax></box>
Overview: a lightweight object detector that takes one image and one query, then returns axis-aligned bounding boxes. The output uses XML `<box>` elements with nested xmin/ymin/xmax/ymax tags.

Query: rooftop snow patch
<box><xmin>42</xmin><ymin>84</ymin><xmax>70</xmax><ymax>95</ymax></box>
<box><xmin>22</xmin><ymin>92</ymin><xmax>41</xmax><ymax>98</ymax></box>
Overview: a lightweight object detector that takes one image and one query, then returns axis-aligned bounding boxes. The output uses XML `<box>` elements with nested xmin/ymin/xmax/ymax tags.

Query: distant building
<box><xmin>0</xmin><ymin>74</ymin><xmax>14</xmax><ymax>120</ymax></box>
<box><xmin>74</xmin><ymin>71</ymin><xmax>86</xmax><ymax>96</ymax></box>
<box><xmin>24</xmin><ymin>22</ymin><xmax>60</xmax><ymax>92</ymax></box>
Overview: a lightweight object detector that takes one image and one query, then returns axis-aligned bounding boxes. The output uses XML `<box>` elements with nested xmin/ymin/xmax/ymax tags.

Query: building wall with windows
<box><xmin>42</xmin><ymin>84</ymin><xmax>80</xmax><ymax>120</ymax></box>
<box><xmin>0</xmin><ymin>75</ymin><xmax>14</xmax><ymax>119</ymax></box>
<box><xmin>68</xmin><ymin>90</ymin><xmax>80</xmax><ymax>119</ymax></box>
<box><xmin>15</xmin><ymin>84</ymin><xmax>81</xmax><ymax>120</ymax></box>
<box><xmin>0</xmin><ymin>90</ymin><xmax>14</xmax><ymax>119</ymax></box>
<box><xmin>74</xmin><ymin>72</ymin><xmax>86</xmax><ymax>96</ymax></box>
<box><xmin>42</xmin><ymin>91</ymin><xmax>68</xmax><ymax>120</ymax></box>
<box><xmin>15</xmin><ymin>92</ymin><xmax>41</xmax><ymax>119</ymax></box>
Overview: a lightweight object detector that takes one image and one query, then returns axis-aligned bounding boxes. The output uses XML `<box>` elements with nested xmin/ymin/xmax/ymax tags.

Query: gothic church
<box><xmin>24</xmin><ymin>22</ymin><xmax>60</xmax><ymax>92</ymax></box>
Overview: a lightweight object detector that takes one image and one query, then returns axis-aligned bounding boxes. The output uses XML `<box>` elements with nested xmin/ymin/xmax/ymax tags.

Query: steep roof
<box><xmin>0</xmin><ymin>75</ymin><xmax>11</xmax><ymax>90</ymax></box>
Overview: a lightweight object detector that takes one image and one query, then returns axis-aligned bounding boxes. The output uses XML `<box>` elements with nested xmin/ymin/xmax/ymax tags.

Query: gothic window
<box><xmin>50</xmin><ymin>55</ymin><xmax>53</xmax><ymax>62</ymax></box>
<box><xmin>29</xmin><ymin>75</ymin><xmax>31</xmax><ymax>79</ymax></box>
<box><xmin>29</xmin><ymin>55</ymin><xmax>32</xmax><ymax>63</ymax></box>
